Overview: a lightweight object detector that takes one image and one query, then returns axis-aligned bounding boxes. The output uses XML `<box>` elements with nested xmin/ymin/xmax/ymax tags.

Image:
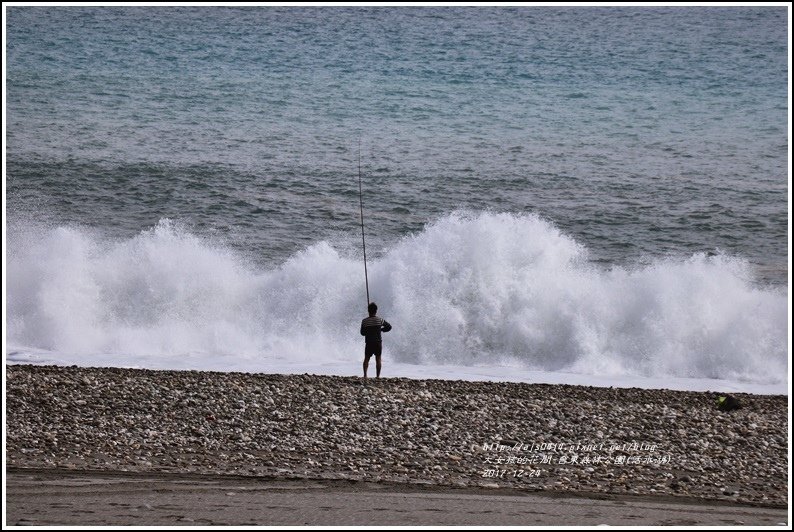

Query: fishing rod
<box><xmin>358</xmin><ymin>139</ymin><xmax>370</xmax><ymax>305</ymax></box>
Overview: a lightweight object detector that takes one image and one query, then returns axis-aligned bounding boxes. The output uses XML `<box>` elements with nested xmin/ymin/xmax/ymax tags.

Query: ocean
<box><xmin>5</xmin><ymin>6</ymin><xmax>789</xmax><ymax>393</ymax></box>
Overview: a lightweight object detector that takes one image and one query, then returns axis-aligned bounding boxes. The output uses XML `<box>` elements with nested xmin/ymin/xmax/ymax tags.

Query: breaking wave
<box><xmin>6</xmin><ymin>212</ymin><xmax>788</xmax><ymax>385</ymax></box>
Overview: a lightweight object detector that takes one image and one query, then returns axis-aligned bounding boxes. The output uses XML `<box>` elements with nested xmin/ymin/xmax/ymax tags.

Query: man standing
<box><xmin>360</xmin><ymin>302</ymin><xmax>392</xmax><ymax>379</ymax></box>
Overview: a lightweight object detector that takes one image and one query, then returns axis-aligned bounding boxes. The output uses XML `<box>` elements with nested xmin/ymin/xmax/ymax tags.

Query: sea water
<box><xmin>6</xmin><ymin>7</ymin><xmax>789</xmax><ymax>393</ymax></box>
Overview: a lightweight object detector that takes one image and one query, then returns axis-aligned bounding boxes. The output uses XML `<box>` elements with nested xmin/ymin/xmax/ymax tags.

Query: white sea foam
<box><xmin>6</xmin><ymin>212</ymin><xmax>788</xmax><ymax>393</ymax></box>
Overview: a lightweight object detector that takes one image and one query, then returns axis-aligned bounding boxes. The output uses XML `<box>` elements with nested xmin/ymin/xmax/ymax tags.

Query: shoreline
<box><xmin>6</xmin><ymin>357</ymin><xmax>787</xmax><ymax>395</ymax></box>
<box><xmin>6</xmin><ymin>364</ymin><xmax>789</xmax><ymax>514</ymax></box>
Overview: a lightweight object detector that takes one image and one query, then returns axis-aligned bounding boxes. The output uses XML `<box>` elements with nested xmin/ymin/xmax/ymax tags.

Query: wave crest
<box><xmin>7</xmin><ymin>212</ymin><xmax>788</xmax><ymax>384</ymax></box>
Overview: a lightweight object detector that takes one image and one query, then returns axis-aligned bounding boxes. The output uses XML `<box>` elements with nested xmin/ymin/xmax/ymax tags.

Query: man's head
<box><xmin>368</xmin><ymin>302</ymin><xmax>377</xmax><ymax>316</ymax></box>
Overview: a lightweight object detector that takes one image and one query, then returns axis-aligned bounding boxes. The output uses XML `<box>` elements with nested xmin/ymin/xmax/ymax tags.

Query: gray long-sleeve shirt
<box><xmin>360</xmin><ymin>315</ymin><xmax>392</xmax><ymax>343</ymax></box>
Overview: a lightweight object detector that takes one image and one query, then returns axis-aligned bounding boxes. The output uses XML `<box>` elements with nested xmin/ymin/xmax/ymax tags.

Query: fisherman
<box><xmin>361</xmin><ymin>302</ymin><xmax>392</xmax><ymax>379</ymax></box>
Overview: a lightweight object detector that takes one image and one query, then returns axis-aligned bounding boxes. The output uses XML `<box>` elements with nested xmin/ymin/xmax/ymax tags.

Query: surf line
<box><xmin>358</xmin><ymin>139</ymin><xmax>370</xmax><ymax>305</ymax></box>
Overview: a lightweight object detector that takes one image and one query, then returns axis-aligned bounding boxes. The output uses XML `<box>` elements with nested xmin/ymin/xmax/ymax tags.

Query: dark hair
<box><xmin>368</xmin><ymin>302</ymin><xmax>378</xmax><ymax>315</ymax></box>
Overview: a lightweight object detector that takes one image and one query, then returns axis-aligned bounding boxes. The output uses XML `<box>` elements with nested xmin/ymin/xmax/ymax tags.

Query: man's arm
<box><xmin>361</xmin><ymin>320</ymin><xmax>367</xmax><ymax>336</ymax></box>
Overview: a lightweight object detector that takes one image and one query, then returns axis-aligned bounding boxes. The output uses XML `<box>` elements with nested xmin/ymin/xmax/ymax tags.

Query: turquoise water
<box><xmin>5</xmin><ymin>7</ymin><xmax>789</xmax><ymax>388</ymax></box>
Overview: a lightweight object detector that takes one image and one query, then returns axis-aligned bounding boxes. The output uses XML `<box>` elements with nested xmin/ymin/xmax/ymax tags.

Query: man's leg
<box><xmin>375</xmin><ymin>354</ymin><xmax>382</xmax><ymax>378</ymax></box>
<box><xmin>363</xmin><ymin>352</ymin><xmax>370</xmax><ymax>379</ymax></box>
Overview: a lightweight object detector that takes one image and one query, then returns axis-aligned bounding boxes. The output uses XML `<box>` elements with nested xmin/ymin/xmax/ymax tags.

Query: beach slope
<box><xmin>5</xmin><ymin>364</ymin><xmax>788</xmax><ymax>525</ymax></box>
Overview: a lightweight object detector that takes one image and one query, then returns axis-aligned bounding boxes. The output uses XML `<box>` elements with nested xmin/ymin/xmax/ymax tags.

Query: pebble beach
<box><xmin>5</xmin><ymin>364</ymin><xmax>788</xmax><ymax>508</ymax></box>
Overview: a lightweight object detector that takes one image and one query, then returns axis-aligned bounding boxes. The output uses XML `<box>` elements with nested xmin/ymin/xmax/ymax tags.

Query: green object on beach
<box><xmin>716</xmin><ymin>394</ymin><xmax>741</xmax><ymax>411</ymax></box>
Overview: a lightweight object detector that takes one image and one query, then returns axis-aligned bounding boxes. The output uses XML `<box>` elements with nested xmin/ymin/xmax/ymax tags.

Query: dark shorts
<box><xmin>364</xmin><ymin>341</ymin><xmax>382</xmax><ymax>360</ymax></box>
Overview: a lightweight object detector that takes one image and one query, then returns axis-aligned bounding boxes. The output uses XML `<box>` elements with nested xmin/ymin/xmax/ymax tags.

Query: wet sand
<box><xmin>6</xmin><ymin>468</ymin><xmax>788</xmax><ymax>526</ymax></box>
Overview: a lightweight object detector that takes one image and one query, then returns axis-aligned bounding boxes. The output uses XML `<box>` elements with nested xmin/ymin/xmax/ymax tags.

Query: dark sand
<box><xmin>6</xmin><ymin>468</ymin><xmax>788</xmax><ymax>526</ymax></box>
